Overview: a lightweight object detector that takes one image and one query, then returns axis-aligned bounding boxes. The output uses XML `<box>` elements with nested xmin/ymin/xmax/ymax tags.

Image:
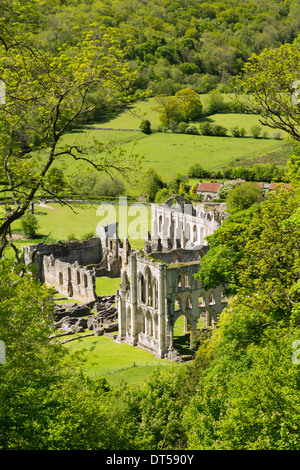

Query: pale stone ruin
<box><xmin>23</xmin><ymin>195</ymin><xmax>228</xmax><ymax>359</ymax></box>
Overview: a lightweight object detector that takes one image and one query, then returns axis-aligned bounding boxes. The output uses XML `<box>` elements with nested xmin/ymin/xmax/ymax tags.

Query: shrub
<box><xmin>250</xmin><ymin>125</ymin><xmax>262</xmax><ymax>139</ymax></box>
<box><xmin>200</xmin><ymin>122</ymin><xmax>228</xmax><ymax>136</ymax></box>
<box><xmin>139</xmin><ymin>119</ymin><xmax>152</xmax><ymax>134</ymax></box>
<box><xmin>20</xmin><ymin>213</ymin><xmax>39</xmax><ymax>239</ymax></box>
<box><xmin>231</xmin><ymin>126</ymin><xmax>246</xmax><ymax>137</ymax></box>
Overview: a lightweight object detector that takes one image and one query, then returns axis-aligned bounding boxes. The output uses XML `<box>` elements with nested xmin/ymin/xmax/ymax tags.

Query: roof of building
<box><xmin>268</xmin><ymin>182</ymin><xmax>293</xmax><ymax>190</ymax></box>
<box><xmin>197</xmin><ymin>182</ymin><xmax>222</xmax><ymax>193</ymax></box>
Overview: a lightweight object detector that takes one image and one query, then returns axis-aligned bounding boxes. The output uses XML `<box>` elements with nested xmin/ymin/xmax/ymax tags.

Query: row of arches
<box><xmin>157</xmin><ymin>214</ymin><xmax>204</xmax><ymax>245</ymax></box>
<box><xmin>138</xmin><ymin>267</ymin><xmax>158</xmax><ymax>308</ymax></box>
<box><xmin>58</xmin><ymin>269</ymin><xmax>88</xmax><ymax>288</ymax></box>
<box><xmin>126</xmin><ymin>307</ymin><xmax>159</xmax><ymax>341</ymax></box>
<box><xmin>174</xmin><ymin>292</ymin><xmax>218</xmax><ymax>313</ymax></box>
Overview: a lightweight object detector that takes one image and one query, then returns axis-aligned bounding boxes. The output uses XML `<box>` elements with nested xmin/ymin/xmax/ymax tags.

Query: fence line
<box><xmin>94</xmin><ymin>361</ymin><xmax>171</xmax><ymax>377</ymax></box>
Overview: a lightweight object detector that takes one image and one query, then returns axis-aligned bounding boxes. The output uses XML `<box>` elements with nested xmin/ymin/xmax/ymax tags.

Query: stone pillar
<box><xmin>158</xmin><ymin>264</ymin><xmax>166</xmax><ymax>357</ymax></box>
<box><xmin>189</xmin><ymin>318</ymin><xmax>198</xmax><ymax>350</ymax></box>
<box><xmin>117</xmin><ymin>271</ymin><xmax>128</xmax><ymax>342</ymax></box>
<box><xmin>130</xmin><ymin>253</ymin><xmax>138</xmax><ymax>345</ymax></box>
<box><xmin>206</xmin><ymin>310</ymin><xmax>212</xmax><ymax>327</ymax></box>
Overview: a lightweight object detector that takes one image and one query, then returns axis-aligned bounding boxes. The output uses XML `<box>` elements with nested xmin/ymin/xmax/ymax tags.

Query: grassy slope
<box><xmin>53</xmin><ymin>96</ymin><xmax>288</xmax><ymax>197</ymax></box>
<box><xmin>64</xmin><ymin>335</ymin><xmax>174</xmax><ymax>386</ymax></box>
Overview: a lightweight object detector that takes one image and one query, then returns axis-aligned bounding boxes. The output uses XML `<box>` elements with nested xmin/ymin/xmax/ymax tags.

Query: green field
<box><xmin>63</xmin><ymin>334</ymin><xmax>174</xmax><ymax>385</ymax></box>
<box><xmin>61</xmin><ymin>313</ymin><xmax>199</xmax><ymax>385</ymax></box>
<box><xmin>51</xmin><ymin>96</ymin><xmax>288</xmax><ymax>196</ymax></box>
<box><xmin>8</xmin><ymin>200</ymin><xmax>151</xmax><ymax>252</ymax></box>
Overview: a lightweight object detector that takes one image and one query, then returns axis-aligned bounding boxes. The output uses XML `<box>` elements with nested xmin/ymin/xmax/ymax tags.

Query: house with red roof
<box><xmin>196</xmin><ymin>181</ymin><xmax>222</xmax><ymax>201</ymax></box>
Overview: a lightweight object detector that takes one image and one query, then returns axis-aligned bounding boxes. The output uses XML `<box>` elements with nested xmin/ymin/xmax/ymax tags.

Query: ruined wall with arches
<box><xmin>117</xmin><ymin>251</ymin><xmax>228</xmax><ymax>359</ymax></box>
<box><xmin>42</xmin><ymin>256</ymin><xmax>97</xmax><ymax>302</ymax></box>
<box><xmin>144</xmin><ymin>195</ymin><xmax>226</xmax><ymax>254</ymax></box>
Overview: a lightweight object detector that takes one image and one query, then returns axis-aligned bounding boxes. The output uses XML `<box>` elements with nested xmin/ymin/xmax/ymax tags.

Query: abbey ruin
<box><xmin>23</xmin><ymin>195</ymin><xmax>228</xmax><ymax>359</ymax></box>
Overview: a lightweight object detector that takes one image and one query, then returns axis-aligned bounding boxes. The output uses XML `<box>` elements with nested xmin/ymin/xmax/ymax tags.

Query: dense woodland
<box><xmin>1</xmin><ymin>0</ymin><xmax>300</xmax><ymax>451</ymax></box>
<box><xmin>29</xmin><ymin>0</ymin><xmax>300</xmax><ymax>97</ymax></box>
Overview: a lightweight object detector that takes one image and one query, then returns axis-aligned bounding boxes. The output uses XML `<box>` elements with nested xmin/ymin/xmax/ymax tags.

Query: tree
<box><xmin>142</xmin><ymin>169</ymin><xmax>165</xmax><ymax>202</ymax></box>
<box><xmin>139</xmin><ymin>119</ymin><xmax>152</xmax><ymax>134</ymax></box>
<box><xmin>217</xmin><ymin>182</ymin><xmax>234</xmax><ymax>199</ymax></box>
<box><xmin>0</xmin><ymin>18</ymin><xmax>142</xmax><ymax>258</ymax></box>
<box><xmin>20</xmin><ymin>213</ymin><xmax>39</xmax><ymax>239</ymax></box>
<box><xmin>225</xmin><ymin>182</ymin><xmax>262</xmax><ymax>213</ymax></box>
<box><xmin>250</xmin><ymin>125</ymin><xmax>262</xmax><ymax>139</ymax></box>
<box><xmin>231</xmin><ymin>126</ymin><xmax>246</xmax><ymax>137</ymax></box>
<box><xmin>153</xmin><ymin>89</ymin><xmax>202</xmax><ymax>127</ymax></box>
<box><xmin>234</xmin><ymin>36</ymin><xmax>300</xmax><ymax>142</ymax></box>
<box><xmin>174</xmin><ymin>88</ymin><xmax>203</xmax><ymax>122</ymax></box>
<box><xmin>187</xmin><ymin>163</ymin><xmax>209</xmax><ymax>179</ymax></box>
<box><xmin>205</xmin><ymin>89</ymin><xmax>228</xmax><ymax>115</ymax></box>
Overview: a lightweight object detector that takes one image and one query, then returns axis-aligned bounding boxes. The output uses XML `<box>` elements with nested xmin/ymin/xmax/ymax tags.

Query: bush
<box><xmin>200</xmin><ymin>122</ymin><xmax>228</xmax><ymax>136</ymax></box>
<box><xmin>250</xmin><ymin>125</ymin><xmax>262</xmax><ymax>139</ymax></box>
<box><xmin>231</xmin><ymin>126</ymin><xmax>246</xmax><ymax>137</ymax></box>
<box><xmin>139</xmin><ymin>119</ymin><xmax>152</xmax><ymax>134</ymax></box>
<box><xmin>20</xmin><ymin>213</ymin><xmax>39</xmax><ymax>238</ymax></box>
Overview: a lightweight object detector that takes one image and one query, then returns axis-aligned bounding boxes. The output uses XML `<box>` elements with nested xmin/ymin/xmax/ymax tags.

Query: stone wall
<box><xmin>43</xmin><ymin>257</ymin><xmax>97</xmax><ymax>302</ymax></box>
<box><xmin>117</xmin><ymin>251</ymin><xmax>228</xmax><ymax>359</ymax></box>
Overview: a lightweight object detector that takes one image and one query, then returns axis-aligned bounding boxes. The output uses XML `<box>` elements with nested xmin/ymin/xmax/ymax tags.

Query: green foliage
<box><xmin>184</xmin><ymin>325</ymin><xmax>300</xmax><ymax>450</ymax></box>
<box><xmin>20</xmin><ymin>213</ymin><xmax>39</xmax><ymax>238</ymax></box>
<box><xmin>250</xmin><ymin>125</ymin><xmax>262</xmax><ymax>139</ymax></box>
<box><xmin>199</xmin><ymin>122</ymin><xmax>228</xmax><ymax>136</ymax></box>
<box><xmin>187</xmin><ymin>163</ymin><xmax>209</xmax><ymax>179</ymax></box>
<box><xmin>231</xmin><ymin>126</ymin><xmax>246</xmax><ymax>137</ymax></box>
<box><xmin>154</xmin><ymin>89</ymin><xmax>202</xmax><ymax>127</ymax></box>
<box><xmin>139</xmin><ymin>119</ymin><xmax>152</xmax><ymax>134</ymax></box>
<box><xmin>225</xmin><ymin>181</ymin><xmax>263</xmax><ymax>213</ymax></box>
<box><xmin>235</xmin><ymin>36</ymin><xmax>300</xmax><ymax>142</ymax></box>
<box><xmin>141</xmin><ymin>168</ymin><xmax>165</xmax><ymax>202</ymax></box>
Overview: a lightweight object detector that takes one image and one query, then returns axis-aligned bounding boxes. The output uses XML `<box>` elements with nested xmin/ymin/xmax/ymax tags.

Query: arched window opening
<box><xmin>186</xmin><ymin>296</ymin><xmax>193</xmax><ymax>310</ymax></box>
<box><xmin>193</xmin><ymin>224</ymin><xmax>197</xmax><ymax>243</ymax></box>
<box><xmin>175</xmin><ymin>297</ymin><xmax>181</xmax><ymax>312</ymax></box>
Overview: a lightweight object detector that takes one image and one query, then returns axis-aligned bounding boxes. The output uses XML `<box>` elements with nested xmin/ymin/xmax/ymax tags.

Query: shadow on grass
<box><xmin>173</xmin><ymin>333</ymin><xmax>194</xmax><ymax>356</ymax></box>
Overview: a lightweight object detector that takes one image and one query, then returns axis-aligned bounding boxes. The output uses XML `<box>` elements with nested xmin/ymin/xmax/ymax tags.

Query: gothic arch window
<box><xmin>193</xmin><ymin>224</ymin><xmax>197</xmax><ymax>243</ymax></box>
<box><xmin>138</xmin><ymin>273</ymin><xmax>145</xmax><ymax>304</ymax></box>
<box><xmin>76</xmin><ymin>271</ymin><xmax>81</xmax><ymax>284</ymax></box>
<box><xmin>153</xmin><ymin>313</ymin><xmax>159</xmax><ymax>340</ymax></box>
<box><xmin>198</xmin><ymin>295</ymin><xmax>205</xmax><ymax>307</ymax></box>
<box><xmin>153</xmin><ymin>278</ymin><xmax>158</xmax><ymax>309</ymax></box>
<box><xmin>185</xmin><ymin>272</ymin><xmax>189</xmax><ymax>287</ymax></box>
<box><xmin>145</xmin><ymin>310</ymin><xmax>152</xmax><ymax>336</ymax></box>
<box><xmin>68</xmin><ymin>267</ymin><xmax>72</xmax><ymax>281</ymax></box>
<box><xmin>126</xmin><ymin>307</ymin><xmax>131</xmax><ymax>334</ymax></box>
<box><xmin>137</xmin><ymin>307</ymin><xmax>144</xmax><ymax>333</ymax></box>
<box><xmin>175</xmin><ymin>297</ymin><xmax>181</xmax><ymax>312</ymax></box>
<box><xmin>83</xmin><ymin>274</ymin><xmax>88</xmax><ymax>288</ymax></box>
<box><xmin>158</xmin><ymin>215</ymin><xmax>163</xmax><ymax>234</ymax></box>
<box><xmin>209</xmin><ymin>293</ymin><xmax>215</xmax><ymax>305</ymax></box>
<box><xmin>145</xmin><ymin>266</ymin><xmax>152</xmax><ymax>306</ymax></box>
<box><xmin>177</xmin><ymin>274</ymin><xmax>182</xmax><ymax>287</ymax></box>
<box><xmin>186</xmin><ymin>296</ymin><xmax>193</xmax><ymax>310</ymax></box>
<box><xmin>59</xmin><ymin>272</ymin><xmax>63</xmax><ymax>285</ymax></box>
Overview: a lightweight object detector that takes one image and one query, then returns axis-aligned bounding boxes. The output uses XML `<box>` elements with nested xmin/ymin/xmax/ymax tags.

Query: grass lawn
<box><xmin>7</xmin><ymin>201</ymin><xmax>152</xmax><ymax>256</ymax></box>
<box><xmin>43</xmin><ymin>96</ymin><xmax>288</xmax><ymax>197</ymax></box>
<box><xmin>63</xmin><ymin>334</ymin><xmax>174</xmax><ymax>386</ymax></box>
<box><xmin>95</xmin><ymin>276</ymin><xmax>121</xmax><ymax>296</ymax></box>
